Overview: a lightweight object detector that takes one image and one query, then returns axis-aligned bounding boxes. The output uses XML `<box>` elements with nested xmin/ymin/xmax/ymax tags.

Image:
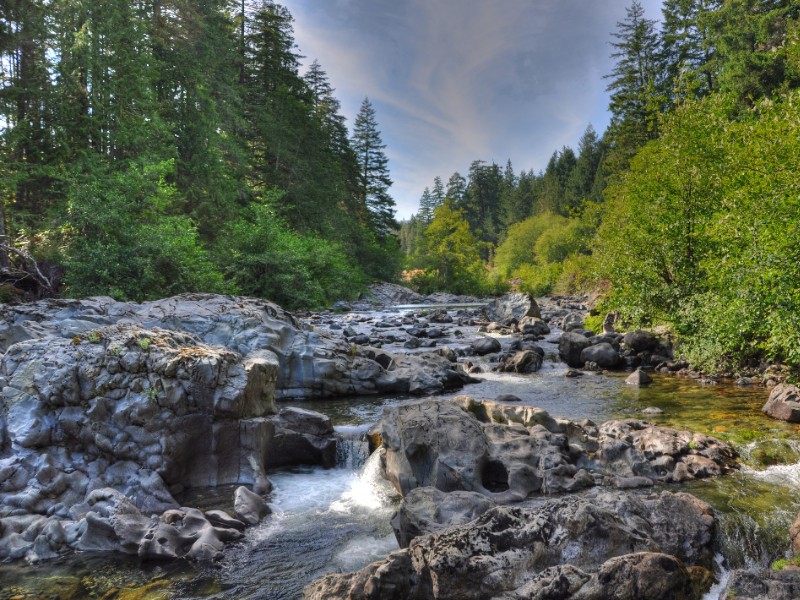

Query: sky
<box><xmin>286</xmin><ymin>0</ymin><xmax>664</xmax><ymax>220</ymax></box>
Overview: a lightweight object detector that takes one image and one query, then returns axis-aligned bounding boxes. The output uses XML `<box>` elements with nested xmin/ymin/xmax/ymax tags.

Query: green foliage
<box><xmin>216</xmin><ymin>193</ymin><xmax>367</xmax><ymax>310</ymax></box>
<box><xmin>594</xmin><ymin>89</ymin><xmax>800</xmax><ymax>370</ymax></box>
<box><xmin>493</xmin><ymin>211</ymin><xmax>594</xmax><ymax>296</ymax></box>
<box><xmin>62</xmin><ymin>161</ymin><xmax>228</xmax><ymax>301</ymax></box>
<box><xmin>415</xmin><ymin>199</ymin><xmax>493</xmax><ymax>296</ymax></box>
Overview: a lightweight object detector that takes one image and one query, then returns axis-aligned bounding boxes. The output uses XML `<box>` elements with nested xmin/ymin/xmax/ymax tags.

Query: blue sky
<box><xmin>286</xmin><ymin>0</ymin><xmax>664</xmax><ymax>219</ymax></box>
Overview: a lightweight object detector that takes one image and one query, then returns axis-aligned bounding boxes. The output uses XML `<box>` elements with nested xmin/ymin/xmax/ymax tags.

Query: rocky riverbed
<box><xmin>1</xmin><ymin>286</ymin><xmax>799</xmax><ymax>599</ymax></box>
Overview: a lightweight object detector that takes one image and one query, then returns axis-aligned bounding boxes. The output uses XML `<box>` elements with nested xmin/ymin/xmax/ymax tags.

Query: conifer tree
<box><xmin>660</xmin><ymin>0</ymin><xmax>721</xmax><ymax>97</ymax></box>
<box><xmin>446</xmin><ymin>172</ymin><xmax>467</xmax><ymax>204</ymax></box>
<box><xmin>418</xmin><ymin>187</ymin><xmax>435</xmax><ymax>225</ymax></box>
<box><xmin>351</xmin><ymin>97</ymin><xmax>397</xmax><ymax>238</ymax></box>
<box><xmin>605</xmin><ymin>1</ymin><xmax>663</xmax><ymax>164</ymax></box>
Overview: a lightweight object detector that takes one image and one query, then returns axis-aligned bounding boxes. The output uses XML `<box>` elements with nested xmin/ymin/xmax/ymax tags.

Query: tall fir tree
<box><xmin>605</xmin><ymin>0</ymin><xmax>664</xmax><ymax>167</ymax></box>
<box><xmin>351</xmin><ymin>97</ymin><xmax>397</xmax><ymax>238</ymax></box>
<box><xmin>418</xmin><ymin>187</ymin><xmax>435</xmax><ymax>225</ymax></box>
<box><xmin>660</xmin><ymin>0</ymin><xmax>721</xmax><ymax>98</ymax></box>
<box><xmin>446</xmin><ymin>172</ymin><xmax>467</xmax><ymax>204</ymax></box>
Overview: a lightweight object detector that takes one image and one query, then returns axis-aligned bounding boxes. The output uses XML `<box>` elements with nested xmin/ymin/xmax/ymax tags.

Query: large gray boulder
<box><xmin>559</xmin><ymin>332</ymin><xmax>592</xmax><ymax>367</ymax></box>
<box><xmin>470</xmin><ymin>336</ymin><xmax>502</xmax><ymax>356</ymax></box>
<box><xmin>0</xmin><ymin>317</ymin><xmax>342</xmax><ymax>563</ymax></box>
<box><xmin>580</xmin><ymin>342</ymin><xmax>621</xmax><ymax>369</ymax></box>
<box><xmin>763</xmin><ymin>383</ymin><xmax>800</xmax><ymax>423</ymax></box>
<box><xmin>495</xmin><ymin>349</ymin><xmax>544</xmax><ymax>373</ymax></box>
<box><xmin>622</xmin><ymin>329</ymin><xmax>661</xmax><ymax>353</ymax></box>
<box><xmin>265</xmin><ymin>407</ymin><xmax>336</xmax><ymax>469</ymax></box>
<box><xmin>363</xmin><ymin>282</ymin><xmax>424</xmax><ymax>306</ymax></box>
<box><xmin>486</xmin><ymin>293</ymin><xmax>541</xmax><ymax>324</ymax></box>
<box><xmin>0</xmin><ymin>325</ymin><xmax>275</xmax><ymax>513</ymax></box>
<box><xmin>377</xmin><ymin>400</ymin><xmax>489</xmax><ymax>496</ymax></box>
<box><xmin>304</xmin><ymin>490</ymin><xmax>716</xmax><ymax>600</ymax></box>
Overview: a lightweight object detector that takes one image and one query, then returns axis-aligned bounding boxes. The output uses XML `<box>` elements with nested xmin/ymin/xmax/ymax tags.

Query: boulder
<box><xmin>364</xmin><ymin>283</ymin><xmax>424</xmax><ymax>306</ymax></box>
<box><xmin>623</xmin><ymin>330</ymin><xmax>661</xmax><ymax>353</ymax></box>
<box><xmin>470</xmin><ymin>336</ymin><xmax>501</xmax><ymax>356</ymax></box>
<box><xmin>495</xmin><ymin>349</ymin><xmax>544</xmax><ymax>374</ymax></box>
<box><xmin>304</xmin><ymin>490</ymin><xmax>716</xmax><ymax>600</ymax></box>
<box><xmin>559</xmin><ymin>332</ymin><xmax>592</xmax><ymax>367</ymax></box>
<box><xmin>376</xmin><ymin>398</ymin><xmax>737</xmax><ymax>504</ymax></box>
<box><xmin>626</xmin><ymin>368</ymin><xmax>654</xmax><ymax>386</ymax></box>
<box><xmin>233</xmin><ymin>486</ymin><xmax>269</xmax><ymax>526</ymax></box>
<box><xmin>265</xmin><ymin>407</ymin><xmax>337</xmax><ymax>469</ymax></box>
<box><xmin>518</xmin><ymin>316</ymin><xmax>550</xmax><ymax>336</ymax></box>
<box><xmin>763</xmin><ymin>384</ymin><xmax>800</xmax><ymax>423</ymax></box>
<box><xmin>580</xmin><ymin>342</ymin><xmax>621</xmax><ymax>369</ymax></box>
<box><xmin>720</xmin><ymin>569</ymin><xmax>800</xmax><ymax>600</ymax></box>
<box><xmin>377</xmin><ymin>400</ymin><xmax>489</xmax><ymax>496</ymax></box>
<box><xmin>560</xmin><ymin>312</ymin><xmax>585</xmax><ymax>332</ymax></box>
<box><xmin>597</xmin><ymin>419</ymin><xmax>738</xmax><ymax>484</ymax></box>
<box><xmin>486</xmin><ymin>293</ymin><xmax>541</xmax><ymax>324</ymax></box>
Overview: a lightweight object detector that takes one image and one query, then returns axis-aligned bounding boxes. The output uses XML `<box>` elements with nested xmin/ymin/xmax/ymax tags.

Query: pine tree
<box><xmin>605</xmin><ymin>0</ymin><xmax>664</xmax><ymax>165</ymax></box>
<box><xmin>703</xmin><ymin>0</ymin><xmax>800</xmax><ymax>103</ymax></box>
<box><xmin>660</xmin><ymin>0</ymin><xmax>721</xmax><ymax>97</ymax></box>
<box><xmin>564</xmin><ymin>125</ymin><xmax>604</xmax><ymax>211</ymax></box>
<box><xmin>351</xmin><ymin>97</ymin><xmax>397</xmax><ymax>238</ymax></box>
<box><xmin>446</xmin><ymin>172</ymin><xmax>467</xmax><ymax>204</ymax></box>
<box><xmin>418</xmin><ymin>187</ymin><xmax>435</xmax><ymax>225</ymax></box>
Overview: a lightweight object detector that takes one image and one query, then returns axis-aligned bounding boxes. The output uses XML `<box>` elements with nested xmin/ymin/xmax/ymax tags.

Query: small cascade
<box><xmin>335</xmin><ymin>425</ymin><xmax>371</xmax><ymax>470</ymax></box>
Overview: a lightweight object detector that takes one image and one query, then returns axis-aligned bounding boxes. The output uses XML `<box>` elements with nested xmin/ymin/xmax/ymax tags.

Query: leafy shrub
<box><xmin>62</xmin><ymin>160</ymin><xmax>227</xmax><ymax>301</ymax></box>
<box><xmin>216</xmin><ymin>196</ymin><xmax>367</xmax><ymax>310</ymax></box>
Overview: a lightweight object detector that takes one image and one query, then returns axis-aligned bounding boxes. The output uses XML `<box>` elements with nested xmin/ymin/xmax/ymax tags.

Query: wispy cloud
<box><xmin>288</xmin><ymin>0</ymin><xmax>664</xmax><ymax>218</ymax></box>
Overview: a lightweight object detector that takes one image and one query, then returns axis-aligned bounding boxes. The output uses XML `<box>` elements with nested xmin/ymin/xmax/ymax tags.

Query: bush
<box><xmin>62</xmin><ymin>160</ymin><xmax>227</xmax><ymax>301</ymax></box>
<box><xmin>216</xmin><ymin>197</ymin><xmax>367</xmax><ymax>310</ymax></box>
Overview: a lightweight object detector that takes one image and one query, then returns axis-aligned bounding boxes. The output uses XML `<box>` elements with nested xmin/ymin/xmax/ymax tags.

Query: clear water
<box><xmin>2</xmin><ymin>306</ymin><xmax>799</xmax><ymax>599</ymax></box>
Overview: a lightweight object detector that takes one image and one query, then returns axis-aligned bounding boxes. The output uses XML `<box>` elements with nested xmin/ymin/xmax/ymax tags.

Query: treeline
<box><xmin>402</xmin><ymin>0</ymin><xmax>800</xmax><ymax>371</ymax></box>
<box><xmin>0</xmin><ymin>1</ymin><xmax>400</xmax><ymax>308</ymax></box>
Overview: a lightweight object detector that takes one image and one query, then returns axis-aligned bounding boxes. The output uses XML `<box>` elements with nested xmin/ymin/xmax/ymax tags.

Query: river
<box><xmin>1</xmin><ymin>304</ymin><xmax>799</xmax><ymax>599</ymax></box>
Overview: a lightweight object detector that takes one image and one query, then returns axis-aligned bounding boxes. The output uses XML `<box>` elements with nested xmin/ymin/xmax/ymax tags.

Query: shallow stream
<box><xmin>2</xmin><ymin>307</ymin><xmax>799</xmax><ymax>599</ymax></box>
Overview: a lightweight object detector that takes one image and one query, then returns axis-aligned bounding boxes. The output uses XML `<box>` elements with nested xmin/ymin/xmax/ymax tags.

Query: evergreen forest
<box><xmin>2</xmin><ymin>0</ymin><xmax>800</xmax><ymax>373</ymax></box>
<box><xmin>0</xmin><ymin>0</ymin><xmax>401</xmax><ymax>309</ymax></box>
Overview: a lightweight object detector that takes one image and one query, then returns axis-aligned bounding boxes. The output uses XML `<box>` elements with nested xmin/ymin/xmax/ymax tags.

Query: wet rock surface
<box><xmin>304</xmin><ymin>490</ymin><xmax>716</xmax><ymax>600</ymax></box>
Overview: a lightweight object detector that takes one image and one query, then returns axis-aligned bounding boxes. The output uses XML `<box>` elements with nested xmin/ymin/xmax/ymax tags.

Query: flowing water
<box><xmin>2</xmin><ymin>307</ymin><xmax>800</xmax><ymax>599</ymax></box>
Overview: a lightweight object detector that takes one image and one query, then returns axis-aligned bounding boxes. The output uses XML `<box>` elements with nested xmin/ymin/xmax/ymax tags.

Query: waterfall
<box><xmin>335</xmin><ymin>425</ymin><xmax>371</xmax><ymax>470</ymax></box>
